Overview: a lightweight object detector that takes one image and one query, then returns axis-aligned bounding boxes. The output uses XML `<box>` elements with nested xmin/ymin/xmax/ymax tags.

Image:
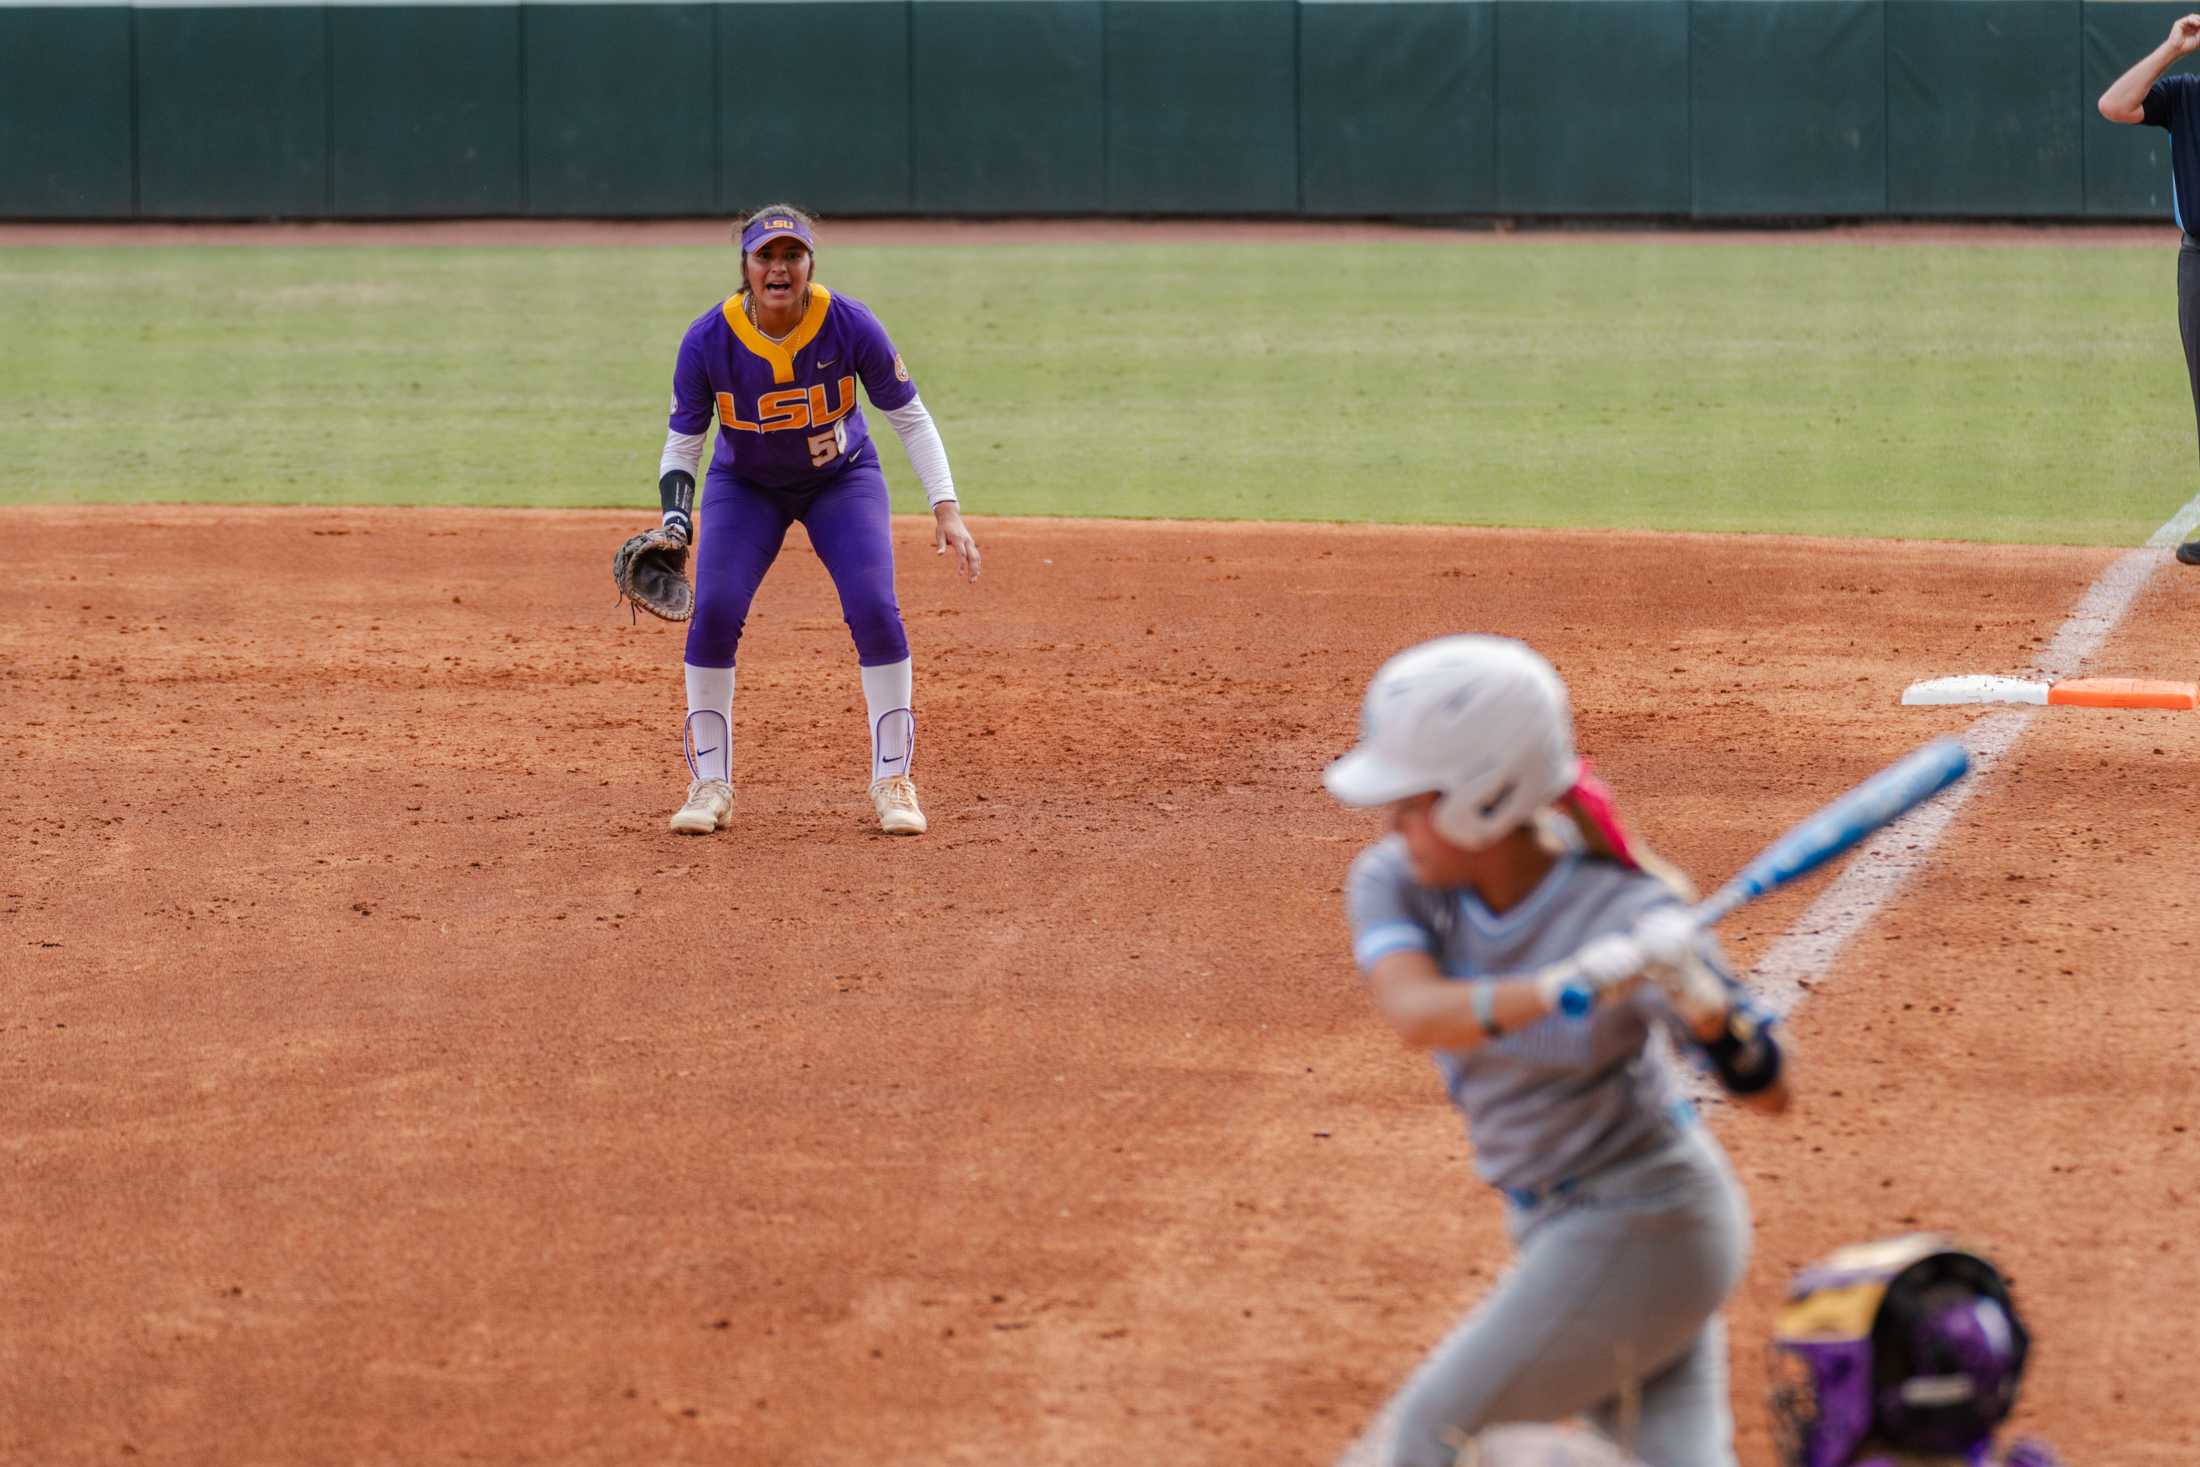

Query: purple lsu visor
<box><xmin>741</xmin><ymin>213</ymin><xmax>814</xmax><ymax>255</ymax></box>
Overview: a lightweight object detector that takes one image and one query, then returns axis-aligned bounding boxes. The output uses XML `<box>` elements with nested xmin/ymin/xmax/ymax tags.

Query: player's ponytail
<box><xmin>1558</xmin><ymin>762</ymin><xmax>1699</xmax><ymax>902</ymax></box>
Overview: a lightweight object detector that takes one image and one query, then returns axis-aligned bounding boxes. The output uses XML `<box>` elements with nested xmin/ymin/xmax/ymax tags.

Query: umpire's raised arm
<box><xmin>2099</xmin><ymin>15</ymin><xmax>2200</xmax><ymax>122</ymax></box>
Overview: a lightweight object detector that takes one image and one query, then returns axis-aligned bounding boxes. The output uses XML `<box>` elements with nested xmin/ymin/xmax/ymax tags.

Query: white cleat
<box><xmin>869</xmin><ymin>775</ymin><xmax>927</xmax><ymax>836</ymax></box>
<box><xmin>668</xmin><ymin>777</ymin><xmax>734</xmax><ymax>834</ymax></box>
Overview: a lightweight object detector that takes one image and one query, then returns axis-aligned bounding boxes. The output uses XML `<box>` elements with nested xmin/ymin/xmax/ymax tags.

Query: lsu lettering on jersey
<box><xmin>669</xmin><ymin>285</ymin><xmax>917</xmax><ymax>491</ymax></box>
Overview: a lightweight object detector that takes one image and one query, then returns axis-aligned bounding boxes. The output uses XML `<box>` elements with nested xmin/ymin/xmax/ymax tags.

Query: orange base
<box><xmin>2046</xmin><ymin>677</ymin><xmax>2200</xmax><ymax>710</ymax></box>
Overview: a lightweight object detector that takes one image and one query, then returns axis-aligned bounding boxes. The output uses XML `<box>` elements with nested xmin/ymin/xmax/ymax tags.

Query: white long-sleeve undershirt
<box><xmin>659</xmin><ymin>415</ymin><xmax>706</xmax><ymax>483</ymax></box>
<box><xmin>654</xmin><ymin>393</ymin><xmax>958</xmax><ymax>513</ymax></box>
<box><xmin>882</xmin><ymin>395</ymin><xmax>956</xmax><ymax>509</ymax></box>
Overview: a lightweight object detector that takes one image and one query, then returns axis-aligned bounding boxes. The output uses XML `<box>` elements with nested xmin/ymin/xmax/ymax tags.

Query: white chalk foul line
<box><xmin>1745</xmin><ymin>704</ymin><xmax>2025</xmax><ymax>1017</ymax></box>
<box><xmin>1332</xmin><ymin>495</ymin><xmax>2200</xmax><ymax>1467</ymax></box>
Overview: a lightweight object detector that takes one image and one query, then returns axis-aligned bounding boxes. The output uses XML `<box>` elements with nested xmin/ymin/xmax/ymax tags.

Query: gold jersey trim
<box><xmin>723</xmin><ymin>284</ymin><xmax>834</xmax><ymax>384</ymax></box>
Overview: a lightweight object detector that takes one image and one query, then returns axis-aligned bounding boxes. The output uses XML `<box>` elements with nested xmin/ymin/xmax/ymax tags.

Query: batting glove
<box><xmin>1532</xmin><ymin>933</ymin><xmax>1648</xmax><ymax>1015</ymax></box>
<box><xmin>1631</xmin><ymin>906</ymin><xmax>1700</xmax><ymax>970</ymax></box>
<box><xmin>1631</xmin><ymin>905</ymin><xmax>1738</xmax><ymax>1031</ymax></box>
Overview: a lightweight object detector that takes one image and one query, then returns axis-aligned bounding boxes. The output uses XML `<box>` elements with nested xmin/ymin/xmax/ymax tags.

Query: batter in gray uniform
<box><xmin>1325</xmin><ymin>635</ymin><xmax>1792</xmax><ymax>1467</ymax></box>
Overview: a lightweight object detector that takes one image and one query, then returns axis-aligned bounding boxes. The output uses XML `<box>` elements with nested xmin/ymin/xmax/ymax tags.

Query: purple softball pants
<box><xmin>683</xmin><ymin>453</ymin><xmax>909</xmax><ymax>670</ymax></box>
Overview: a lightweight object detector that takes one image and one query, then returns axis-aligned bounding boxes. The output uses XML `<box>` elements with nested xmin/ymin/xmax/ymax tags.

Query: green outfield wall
<box><xmin>1</xmin><ymin>0</ymin><xmax>2195</xmax><ymax>221</ymax></box>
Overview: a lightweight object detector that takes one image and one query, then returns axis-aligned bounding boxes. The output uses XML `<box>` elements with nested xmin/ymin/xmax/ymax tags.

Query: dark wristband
<box><xmin>1703</xmin><ymin>1022</ymin><xmax>1782</xmax><ymax>1095</ymax></box>
<box><xmin>659</xmin><ymin>470</ymin><xmax>696</xmax><ymax>532</ymax></box>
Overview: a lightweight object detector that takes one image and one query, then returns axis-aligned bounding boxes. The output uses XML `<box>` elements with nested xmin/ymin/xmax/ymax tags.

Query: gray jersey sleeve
<box><xmin>1344</xmin><ymin>836</ymin><xmax>1443</xmax><ymax>970</ymax></box>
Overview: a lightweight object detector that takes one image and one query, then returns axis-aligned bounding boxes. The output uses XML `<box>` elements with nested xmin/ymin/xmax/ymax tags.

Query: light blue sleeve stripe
<box><xmin>1353</xmin><ymin>922</ymin><xmax>1433</xmax><ymax>970</ymax></box>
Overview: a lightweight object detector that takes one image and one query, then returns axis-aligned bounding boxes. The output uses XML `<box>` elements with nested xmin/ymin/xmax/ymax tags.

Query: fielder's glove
<box><xmin>612</xmin><ymin>523</ymin><xmax>693</xmax><ymax>622</ymax></box>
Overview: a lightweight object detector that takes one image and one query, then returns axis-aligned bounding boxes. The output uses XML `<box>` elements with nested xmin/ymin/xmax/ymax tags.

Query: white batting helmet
<box><xmin>1324</xmin><ymin>634</ymin><xmax>1579</xmax><ymax>851</ymax></box>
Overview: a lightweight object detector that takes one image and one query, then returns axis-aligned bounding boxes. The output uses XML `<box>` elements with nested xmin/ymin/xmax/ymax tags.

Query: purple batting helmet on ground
<box><xmin>1875</xmin><ymin>1281</ymin><xmax>2027</xmax><ymax>1453</ymax></box>
<box><xmin>1770</xmin><ymin>1233</ymin><xmax>2031</xmax><ymax>1467</ymax></box>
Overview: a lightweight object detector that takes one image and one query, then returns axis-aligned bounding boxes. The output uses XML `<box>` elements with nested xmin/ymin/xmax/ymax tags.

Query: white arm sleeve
<box><xmin>659</xmin><ymin>426</ymin><xmax>706</xmax><ymax>482</ymax></box>
<box><xmin>881</xmin><ymin>395</ymin><xmax>957</xmax><ymax>509</ymax></box>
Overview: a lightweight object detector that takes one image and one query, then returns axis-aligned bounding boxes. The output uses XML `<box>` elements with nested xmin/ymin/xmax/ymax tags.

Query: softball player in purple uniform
<box><xmin>1325</xmin><ymin>635</ymin><xmax>1793</xmax><ymax>1467</ymax></box>
<box><xmin>652</xmin><ymin>205</ymin><xmax>979</xmax><ymax>836</ymax></box>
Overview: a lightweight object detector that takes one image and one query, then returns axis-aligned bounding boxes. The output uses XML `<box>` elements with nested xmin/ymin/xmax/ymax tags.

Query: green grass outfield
<box><xmin>3</xmin><ymin>239</ymin><xmax>2191</xmax><ymax>544</ymax></box>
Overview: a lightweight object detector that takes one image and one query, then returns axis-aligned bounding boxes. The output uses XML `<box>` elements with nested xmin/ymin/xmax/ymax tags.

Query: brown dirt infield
<box><xmin>4</xmin><ymin>507</ymin><xmax>2196</xmax><ymax>1466</ymax></box>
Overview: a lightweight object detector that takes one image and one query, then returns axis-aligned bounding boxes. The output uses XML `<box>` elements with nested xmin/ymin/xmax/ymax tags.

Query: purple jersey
<box><xmin>668</xmin><ymin>285</ymin><xmax>918</xmax><ymax>491</ymax></box>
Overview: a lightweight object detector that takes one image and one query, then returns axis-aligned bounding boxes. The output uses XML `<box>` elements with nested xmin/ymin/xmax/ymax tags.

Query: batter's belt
<box><xmin>1499</xmin><ymin>1103</ymin><xmax>1706</xmax><ymax>1213</ymax></box>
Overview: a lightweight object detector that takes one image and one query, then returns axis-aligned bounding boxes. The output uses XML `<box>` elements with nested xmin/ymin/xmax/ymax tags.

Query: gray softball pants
<box><xmin>1382</xmin><ymin>1126</ymin><xmax>1750</xmax><ymax>1467</ymax></box>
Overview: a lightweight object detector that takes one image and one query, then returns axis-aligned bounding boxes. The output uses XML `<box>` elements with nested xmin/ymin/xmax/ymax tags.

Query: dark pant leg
<box><xmin>2180</xmin><ymin>245</ymin><xmax>2200</xmax><ymax>470</ymax></box>
<box><xmin>796</xmin><ymin>457</ymin><xmax>909</xmax><ymax>667</ymax></box>
<box><xmin>685</xmin><ymin>474</ymin><xmax>794</xmax><ymax>669</ymax></box>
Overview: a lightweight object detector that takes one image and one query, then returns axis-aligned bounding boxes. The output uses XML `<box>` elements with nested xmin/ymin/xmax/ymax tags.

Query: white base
<box><xmin>1900</xmin><ymin>674</ymin><xmax>2049</xmax><ymax>706</ymax></box>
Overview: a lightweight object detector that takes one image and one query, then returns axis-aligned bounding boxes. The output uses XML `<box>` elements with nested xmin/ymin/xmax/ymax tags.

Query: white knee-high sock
<box><xmin>860</xmin><ymin>658</ymin><xmax>914</xmax><ymax>785</ymax></box>
<box><xmin>684</xmin><ymin>663</ymin><xmax>734</xmax><ymax>784</ymax></box>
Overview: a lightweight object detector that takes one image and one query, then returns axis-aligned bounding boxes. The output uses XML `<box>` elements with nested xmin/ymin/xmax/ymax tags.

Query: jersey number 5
<box><xmin>808</xmin><ymin>418</ymin><xmax>848</xmax><ymax>468</ymax></box>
